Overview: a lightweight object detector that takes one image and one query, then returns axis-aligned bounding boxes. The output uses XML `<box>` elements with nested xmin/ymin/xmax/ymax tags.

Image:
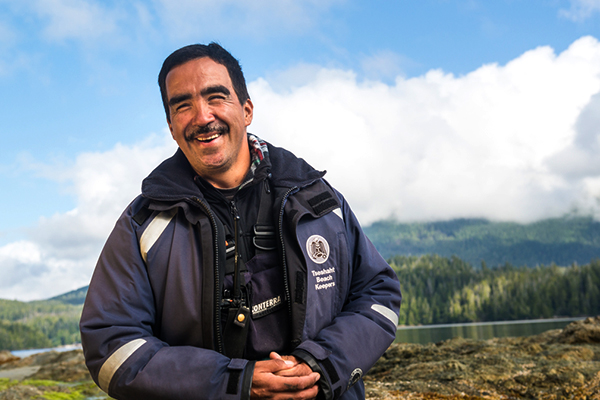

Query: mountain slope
<box><xmin>364</xmin><ymin>216</ymin><xmax>600</xmax><ymax>267</ymax></box>
<box><xmin>49</xmin><ymin>286</ymin><xmax>88</xmax><ymax>306</ymax></box>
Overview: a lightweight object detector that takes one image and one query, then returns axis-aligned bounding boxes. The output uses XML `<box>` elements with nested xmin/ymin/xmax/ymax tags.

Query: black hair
<box><xmin>158</xmin><ymin>42</ymin><xmax>250</xmax><ymax>122</ymax></box>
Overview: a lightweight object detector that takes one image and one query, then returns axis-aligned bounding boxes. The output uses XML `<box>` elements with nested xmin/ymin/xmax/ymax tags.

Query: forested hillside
<box><xmin>365</xmin><ymin>216</ymin><xmax>600</xmax><ymax>267</ymax></box>
<box><xmin>49</xmin><ymin>286</ymin><xmax>88</xmax><ymax>305</ymax></box>
<box><xmin>2</xmin><ymin>247</ymin><xmax>600</xmax><ymax>350</ymax></box>
<box><xmin>0</xmin><ymin>298</ymin><xmax>81</xmax><ymax>351</ymax></box>
<box><xmin>392</xmin><ymin>255</ymin><xmax>600</xmax><ymax>326</ymax></box>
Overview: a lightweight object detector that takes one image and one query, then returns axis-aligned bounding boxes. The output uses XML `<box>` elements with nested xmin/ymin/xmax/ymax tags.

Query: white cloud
<box><xmin>0</xmin><ymin>133</ymin><xmax>177</xmax><ymax>301</ymax></box>
<box><xmin>547</xmin><ymin>91</ymin><xmax>600</xmax><ymax>178</ymax></box>
<box><xmin>249</xmin><ymin>36</ymin><xmax>600</xmax><ymax>224</ymax></box>
<box><xmin>3</xmin><ymin>36</ymin><xmax>600</xmax><ymax>301</ymax></box>
<box><xmin>560</xmin><ymin>0</ymin><xmax>600</xmax><ymax>21</ymax></box>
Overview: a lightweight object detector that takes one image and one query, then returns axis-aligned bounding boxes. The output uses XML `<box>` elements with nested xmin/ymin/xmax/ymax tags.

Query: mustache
<box><xmin>185</xmin><ymin>123</ymin><xmax>229</xmax><ymax>141</ymax></box>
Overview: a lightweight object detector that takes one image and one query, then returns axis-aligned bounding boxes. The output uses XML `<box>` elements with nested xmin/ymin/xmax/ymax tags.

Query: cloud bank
<box><xmin>252</xmin><ymin>36</ymin><xmax>600</xmax><ymax>224</ymax></box>
<box><xmin>0</xmin><ymin>135</ymin><xmax>176</xmax><ymax>301</ymax></box>
<box><xmin>2</xmin><ymin>36</ymin><xmax>600</xmax><ymax>300</ymax></box>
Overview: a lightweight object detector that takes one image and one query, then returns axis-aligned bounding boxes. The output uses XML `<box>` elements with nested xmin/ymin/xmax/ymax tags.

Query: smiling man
<box><xmin>80</xmin><ymin>43</ymin><xmax>402</xmax><ymax>400</ymax></box>
<box><xmin>166</xmin><ymin>56</ymin><xmax>253</xmax><ymax>188</ymax></box>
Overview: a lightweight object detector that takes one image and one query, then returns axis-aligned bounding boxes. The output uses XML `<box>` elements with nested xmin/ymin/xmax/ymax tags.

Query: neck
<box><xmin>201</xmin><ymin>152</ymin><xmax>251</xmax><ymax>190</ymax></box>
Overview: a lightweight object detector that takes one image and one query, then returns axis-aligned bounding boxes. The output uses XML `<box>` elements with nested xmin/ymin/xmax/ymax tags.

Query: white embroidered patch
<box><xmin>312</xmin><ymin>267</ymin><xmax>336</xmax><ymax>291</ymax></box>
<box><xmin>306</xmin><ymin>235</ymin><xmax>330</xmax><ymax>264</ymax></box>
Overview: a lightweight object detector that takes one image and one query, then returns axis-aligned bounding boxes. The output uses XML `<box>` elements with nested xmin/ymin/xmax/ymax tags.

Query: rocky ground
<box><xmin>2</xmin><ymin>317</ymin><xmax>600</xmax><ymax>399</ymax></box>
<box><xmin>0</xmin><ymin>349</ymin><xmax>108</xmax><ymax>399</ymax></box>
<box><xmin>366</xmin><ymin>317</ymin><xmax>600</xmax><ymax>399</ymax></box>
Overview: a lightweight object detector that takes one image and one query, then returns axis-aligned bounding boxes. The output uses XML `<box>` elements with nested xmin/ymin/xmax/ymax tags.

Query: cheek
<box><xmin>169</xmin><ymin>120</ymin><xmax>189</xmax><ymax>139</ymax></box>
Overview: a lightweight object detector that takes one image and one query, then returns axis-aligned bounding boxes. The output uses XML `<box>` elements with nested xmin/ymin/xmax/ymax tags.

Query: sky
<box><xmin>1</xmin><ymin>0</ymin><xmax>600</xmax><ymax>301</ymax></box>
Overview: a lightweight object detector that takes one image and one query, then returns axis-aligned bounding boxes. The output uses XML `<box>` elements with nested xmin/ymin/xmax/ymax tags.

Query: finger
<box><xmin>251</xmin><ymin>381</ymin><xmax>320</xmax><ymax>400</ymax></box>
<box><xmin>277</xmin><ymin>384</ymin><xmax>320</xmax><ymax>400</ymax></box>
<box><xmin>273</xmin><ymin>362</ymin><xmax>314</xmax><ymax>377</ymax></box>
<box><xmin>271</xmin><ymin>352</ymin><xmax>295</xmax><ymax>368</ymax></box>
<box><xmin>253</xmin><ymin>371</ymin><xmax>321</xmax><ymax>394</ymax></box>
<box><xmin>280</xmin><ymin>372</ymin><xmax>321</xmax><ymax>391</ymax></box>
<box><xmin>255</xmin><ymin>358</ymin><xmax>294</xmax><ymax>374</ymax></box>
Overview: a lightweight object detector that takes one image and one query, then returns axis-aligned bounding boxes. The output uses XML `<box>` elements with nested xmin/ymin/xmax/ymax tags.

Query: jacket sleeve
<box><xmin>292</xmin><ymin>191</ymin><xmax>402</xmax><ymax>400</ymax></box>
<box><xmin>79</xmin><ymin>200</ymin><xmax>254</xmax><ymax>400</ymax></box>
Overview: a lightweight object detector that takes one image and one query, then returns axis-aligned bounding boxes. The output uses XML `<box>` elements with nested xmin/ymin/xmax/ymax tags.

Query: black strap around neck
<box><xmin>253</xmin><ymin>179</ymin><xmax>277</xmax><ymax>253</ymax></box>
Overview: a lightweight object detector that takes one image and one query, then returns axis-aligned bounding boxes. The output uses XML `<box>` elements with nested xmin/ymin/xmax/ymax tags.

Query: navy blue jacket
<box><xmin>80</xmin><ymin>140</ymin><xmax>402</xmax><ymax>400</ymax></box>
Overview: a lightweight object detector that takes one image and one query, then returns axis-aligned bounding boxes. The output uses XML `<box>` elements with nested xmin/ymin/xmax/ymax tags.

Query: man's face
<box><xmin>165</xmin><ymin>57</ymin><xmax>253</xmax><ymax>186</ymax></box>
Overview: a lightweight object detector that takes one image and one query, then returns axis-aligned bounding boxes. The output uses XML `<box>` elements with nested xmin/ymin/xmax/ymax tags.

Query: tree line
<box><xmin>3</xmin><ymin>254</ymin><xmax>600</xmax><ymax>350</ymax></box>
<box><xmin>365</xmin><ymin>216</ymin><xmax>600</xmax><ymax>267</ymax></box>
<box><xmin>0</xmin><ymin>299</ymin><xmax>81</xmax><ymax>351</ymax></box>
<box><xmin>391</xmin><ymin>255</ymin><xmax>600</xmax><ymax>326</ymax></box>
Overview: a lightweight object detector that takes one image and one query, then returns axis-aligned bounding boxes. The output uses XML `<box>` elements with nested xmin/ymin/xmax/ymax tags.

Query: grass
<box><xmin>0</xmin><ymin>378</ymin><xmax>112</xmax><ymax>399</ymax></box>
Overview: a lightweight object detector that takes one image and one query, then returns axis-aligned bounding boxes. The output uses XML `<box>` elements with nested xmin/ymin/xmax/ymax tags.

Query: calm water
<box><xmin>396</xmin><ymin>317</ymin><xmax>583</xmax><ymax>344</ymax></box>
<box><xmin>10</xmin><ymin>343</ymin><xmax>82</xmax><ymax>358</ymax></box>
<box><xmin>8</xmin><ymin>318</ymin><xmax>583</xmax><ymax>356</ymax></box>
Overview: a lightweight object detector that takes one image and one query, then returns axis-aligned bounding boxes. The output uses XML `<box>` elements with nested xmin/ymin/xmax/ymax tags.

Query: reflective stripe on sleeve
<box><xmin>98</xmin><ymin>338</ymin><xmax>147</xmax><ymax>393</ymax></box>
<box><xmin>371</xmin><ymin>304</ymin><xmax>399</xmax><ymax>327</ymax></box>
<box><xmin>139</xmin><ymin>209</ymin><xmax>177</xmax><ymax>263</ymax></box>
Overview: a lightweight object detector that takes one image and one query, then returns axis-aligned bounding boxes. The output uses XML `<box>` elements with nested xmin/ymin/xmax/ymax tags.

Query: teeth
<box><xmin>196</xmin><ymin>133</ymin><xmax>220</xmax><ymax>142</ymax></box>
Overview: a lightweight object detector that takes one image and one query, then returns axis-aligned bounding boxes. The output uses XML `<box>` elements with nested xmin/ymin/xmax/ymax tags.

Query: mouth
<box><xmin>195</xmin><ymin>133</ymin><xmax>221</xmax><ymax>142</ymax></box>
<box><xmin>186</xmin><ymin>123</ymin><xmax>229</xmax><ymax>143</ymax></box>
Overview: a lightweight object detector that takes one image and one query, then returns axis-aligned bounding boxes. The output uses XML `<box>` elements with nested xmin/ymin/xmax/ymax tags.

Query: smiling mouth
<box><xmin>195</xmin><ymin>133</ymin><xmax>221</xmax><ymax>142</ymax></box>
<box><xmin>187</xmin><ymin>123</ymin><xmax>229</xmax><ymax>143</ymax></box>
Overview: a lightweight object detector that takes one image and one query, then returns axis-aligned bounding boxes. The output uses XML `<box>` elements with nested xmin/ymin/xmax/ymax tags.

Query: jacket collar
<box><xmin>142</xmin><ymin>134</ymin><xmax>325</xmax><ymax>202</ymax></box>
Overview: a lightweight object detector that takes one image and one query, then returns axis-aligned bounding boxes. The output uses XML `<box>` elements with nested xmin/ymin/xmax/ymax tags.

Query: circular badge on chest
<box><xmin>306</xmin><ymin>234</ymin><xmax>330</xmax><ymax>264</ymax></box>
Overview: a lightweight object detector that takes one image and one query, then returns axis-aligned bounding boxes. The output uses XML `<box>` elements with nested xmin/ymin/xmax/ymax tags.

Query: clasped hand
<box><xmin>251</xmin><ymin>352</ymin><xmax>320</xmax><ymax>400</ymax></box>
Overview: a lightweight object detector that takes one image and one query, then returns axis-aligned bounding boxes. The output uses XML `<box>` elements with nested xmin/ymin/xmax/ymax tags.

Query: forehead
<box><xmin>165</xmin><ymin>57</ymin><xmax>233</xmax><ymax>97</ymax></box>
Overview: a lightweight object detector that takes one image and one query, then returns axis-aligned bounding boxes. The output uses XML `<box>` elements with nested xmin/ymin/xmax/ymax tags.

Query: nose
<box><xmin>192</xmin><ymin>101</ymin><xmax>216</xmax><ymax>126</ymax></box>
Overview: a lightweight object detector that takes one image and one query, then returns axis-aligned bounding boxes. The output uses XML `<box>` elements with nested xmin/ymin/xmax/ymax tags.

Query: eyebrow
<box><xmin>168</xmin><ymin>85</ymin><xmax>232</xmax><ymax>108</ymax></box>
<box><xmin>168</xmin><ymin>93</ymin><xmax>192</xmax><ymax>108</ymax></box>
<box><xmin>201</xmin><ymin>85</ymin><xmax>231</xmax><ymax>97</ymax></box>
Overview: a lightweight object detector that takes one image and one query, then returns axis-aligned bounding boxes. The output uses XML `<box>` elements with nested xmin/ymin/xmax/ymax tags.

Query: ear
<box><xmin>243</xmin><ymin>99</ymin><xmax>254</xmax><ymax>127</ymax></box>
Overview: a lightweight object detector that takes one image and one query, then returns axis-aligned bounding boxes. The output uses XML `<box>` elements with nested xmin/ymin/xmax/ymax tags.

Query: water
<box><xmin>395</xmin><ymin>317</ymin><xmax>583</xmax><ymax>344</ymax></box>
<box><xmin>7</xmin><ymin>318</ymin><xmax>584</xmax><ymax>355</ymax></box>
<box><xmin>10</xmin><ymin>343</ymin><xmax>82</xmax><ymax>358</ymax></box>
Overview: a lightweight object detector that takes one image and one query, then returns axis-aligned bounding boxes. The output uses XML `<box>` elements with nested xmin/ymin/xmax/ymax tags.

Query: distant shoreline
<box><xmin>10</xmin><ymin>343</ymin><xmax>82</xmax><ymax>358</ymax></box>
<box><xmin>397</xmin><ymin>316</ymin><xmax>584</xmax><ymax>330</ymax></box>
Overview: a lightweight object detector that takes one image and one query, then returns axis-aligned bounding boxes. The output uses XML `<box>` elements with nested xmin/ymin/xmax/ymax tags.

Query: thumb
<box><xmin>269</xmin><ymin>352</ymin><xmax>294</xmax><ymax>368</ymax></box>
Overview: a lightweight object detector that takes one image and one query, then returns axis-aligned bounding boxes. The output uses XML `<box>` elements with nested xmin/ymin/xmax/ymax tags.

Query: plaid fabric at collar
<box><xmin>239</xmin><ymin>133</ymin><xmax>269</xmax><ymax>189</ymax></box>
<box><xmin>248</xmin><ymin>133</ymin><xmax>268</xmax><ymax>173</ymax></box>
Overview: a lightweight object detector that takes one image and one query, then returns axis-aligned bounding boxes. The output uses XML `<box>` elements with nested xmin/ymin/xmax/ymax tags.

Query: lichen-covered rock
<box><xmin>0</xmin><ymin>351</ymin><xmax>19</xmax><ymax>366</ymax></box>
<box><xmin>0</xmin><ymin>350</ymin><xmax>90</xmax><ymax>382</ymax></box>
<box><xmin>2</xmin><ymin>318</ymin><xmax>600</xmax><ymax>399</ymax></box>
<box><xmin>365</xmin><ymin>318</ymin><xmax>600</xmax><ymax>399</ymax></box>
<box><xmin>0</xmin><ymin>385</ymin><xmax>44</xmax><ymax>400</ymax></box>
<box><xmin>554</xmin><ymin>316</ymin><xmax>600</xmax><ymax>344</ymax></box>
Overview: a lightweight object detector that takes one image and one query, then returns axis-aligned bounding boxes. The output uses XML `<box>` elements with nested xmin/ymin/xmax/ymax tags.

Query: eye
<box><xmin>174</xmin><ymin>103</ymin><xmax>191</xmax><ymax>112</ymax></box>
<box><xmin>208</xmin><ymin>94</ymin><xmax>226</xmax><ymax>103</ymax></box>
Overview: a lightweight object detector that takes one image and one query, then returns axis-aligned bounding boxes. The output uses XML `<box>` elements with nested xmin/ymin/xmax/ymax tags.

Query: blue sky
<box><xmin>1</xmin><ymin>0</ymin><xmax>600</xmax><ymax>300</ymax></box>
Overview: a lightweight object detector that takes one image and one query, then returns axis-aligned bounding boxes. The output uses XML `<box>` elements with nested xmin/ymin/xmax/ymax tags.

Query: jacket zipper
<box><xmin>230</xmin><ymin>200</ymin><xmax>242</xmax><ymax>302</ymax></box>
<box><xmin>278</xmin><ymin>186</ymin><xmax>299</xmax><ymax>320</ymax></box>
<box><xmin>193</xmin><ymin>197</ymin><xmax>224</xmax><ymax>354</ymax></box>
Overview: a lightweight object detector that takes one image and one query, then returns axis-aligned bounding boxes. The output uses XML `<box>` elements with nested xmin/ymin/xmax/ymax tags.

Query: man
<box><xmin>80</xmin><ymin>43</ymin><xmax>402</xmax><ymax>400</ymax></box>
